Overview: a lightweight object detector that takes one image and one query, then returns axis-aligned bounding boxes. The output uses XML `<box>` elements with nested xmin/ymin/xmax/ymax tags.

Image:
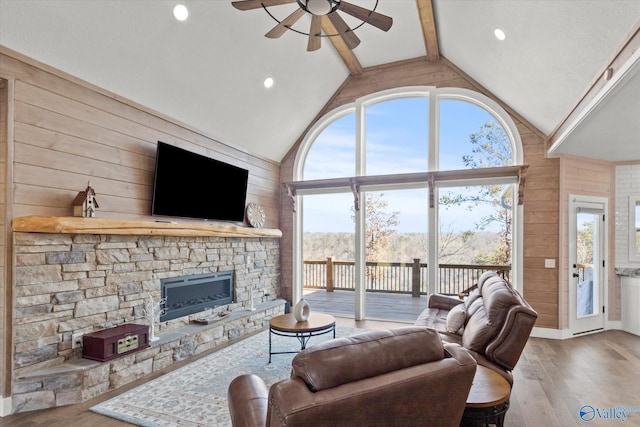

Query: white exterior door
<box><xmin>569</xmin><ymin>196</ymin><xmax>606</xmax><ymax>335</ymax></box>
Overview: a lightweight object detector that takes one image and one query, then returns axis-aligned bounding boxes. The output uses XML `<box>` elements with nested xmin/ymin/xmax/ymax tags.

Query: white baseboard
<box><xmin>606</xmin><ymin>320</ymin><xmax>622</xmax><ymax>331</ymax></box>
<box><xmin>532</xmin><ymin>323</ymin><xmax>625</xmax><ymax>340</ymax></box>
<box><xmin>531</xmin><ymin>327</ymin><xmax>573</xmax><ymax>339</ymax></box>
<box><xmin>0</xmin><ymin>396</ymin><xmax>11</xmax><ymax>417</ymax></box>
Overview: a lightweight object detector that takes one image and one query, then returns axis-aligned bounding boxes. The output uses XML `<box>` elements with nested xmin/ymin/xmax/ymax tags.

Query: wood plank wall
<box><xmin>0</xmin><ymin>48</ymin><xmax>280</xmax><ymax>227</ymax></box>
<box><xmin>279</xmin><ymin>57</ymin><xmax>561</xmax><ymax>329</ymax></box>
<box><xmin>0</xmin><ymin>78</ymin><xmax>8</xmax><ymax>398</ymax></box>
<box><xmin>558</xmin><ymin>154</ymin><xmax>617</xmax><ymax>329</ymax></box>
<box><xmin>0</xmin><ymin>47</ymin><xmax>281</xmax><ymax>401</ymax></box>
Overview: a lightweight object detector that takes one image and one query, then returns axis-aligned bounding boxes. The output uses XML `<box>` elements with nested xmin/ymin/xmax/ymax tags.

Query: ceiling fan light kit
<box><xmin>298</xmin><ymin>0</ymin><xmax>340</xmax><ymax>16</ymax></box>
<box><xmin>231</xmin><ymin>0</ymin><xmax>392</xmax><ymax>51</ymax></box>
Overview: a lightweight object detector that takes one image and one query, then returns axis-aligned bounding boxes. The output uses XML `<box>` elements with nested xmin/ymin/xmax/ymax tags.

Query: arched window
<box><xmin>291</xmin><ymin>87</ymin><xmax>523</xmax><ymax>321</ymax></box>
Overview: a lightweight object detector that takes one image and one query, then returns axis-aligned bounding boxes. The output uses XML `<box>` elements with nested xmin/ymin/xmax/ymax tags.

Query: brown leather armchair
<box><xmin>228</xmin><ymin>327</ymin><xmax>477</xmax><ymax>427</ymax></box>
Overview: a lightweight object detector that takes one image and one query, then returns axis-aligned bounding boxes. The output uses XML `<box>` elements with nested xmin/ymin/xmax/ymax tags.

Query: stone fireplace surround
<box><xmin>9</xmin><ymin>216</ymin><xmax>284</xmax><ymax>414</ymax></box>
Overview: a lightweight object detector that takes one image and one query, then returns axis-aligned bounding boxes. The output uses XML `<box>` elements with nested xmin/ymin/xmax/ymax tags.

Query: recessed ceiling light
<box><xmin>173</xmin><ymin>4</ymin><xmax>189</xmax><ymax>21</ymax></box>
<box><xmin>494</xmin><ymin>28</ymin><xmax>506</xmax><ymax>41</ymax></box>
<box><xmin>264</xmin><ymin>77</ymin><xmax>274</xmax><ymax>89</ymax></box>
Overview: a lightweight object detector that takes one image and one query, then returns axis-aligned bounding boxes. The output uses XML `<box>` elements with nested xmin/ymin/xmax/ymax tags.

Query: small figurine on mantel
<box><xmin>72</xmin><ymin>181</ymin><xmax>99</xmax><ymax>218</ymax></box>
<box><xmin>143</xmin><ymin>293</ymin><xmax>166</xmax><ymax>342</ymax></box>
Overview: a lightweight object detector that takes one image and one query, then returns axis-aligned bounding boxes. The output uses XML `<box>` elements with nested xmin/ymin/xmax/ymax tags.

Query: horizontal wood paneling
<box><xmin>280</xmin><ymin>57</ymin><xmax>560</xmax><ymax>328</ymax></box>
<box><xmin>0</xmin><ymin>77</ymin><xmax>9</xmax><ymax>398</ymax></box>
<box><xmin>1</xmin><ymin>50</ymin><xmax>280</xmax><ymax>228</ymax></box>
<box><xmin>558</xmin><ymin>155</ymin><xmax>616</xmax><ymax>328</ymax></box>
<box><xmin>2</xmin><ymin>52</ymin><xmax>278</xmax><ymax>178</ymax></box>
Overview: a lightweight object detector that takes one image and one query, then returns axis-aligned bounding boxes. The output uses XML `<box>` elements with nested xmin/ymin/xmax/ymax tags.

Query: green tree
<box><xmin>440</xmin><ymin>121</ymin><xmax>513</xmax><ymax>265</ymax></box>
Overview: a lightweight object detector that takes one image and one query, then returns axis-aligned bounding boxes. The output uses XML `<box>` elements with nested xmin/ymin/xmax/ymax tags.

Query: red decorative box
<box><xmin>82</xmin><ymin>323</ymin><xmax>150</xmax><ymax>362</ymax></box>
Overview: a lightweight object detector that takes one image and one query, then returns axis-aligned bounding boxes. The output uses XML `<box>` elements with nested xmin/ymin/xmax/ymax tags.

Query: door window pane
<box><xmin>302</xmin><ymin>193</ymin><xmax>355</xmax><ymax>315</ymax></box>
<box><xmin>364</xmin><ymin>189</ymin><xmax>428</xmax><ymax>320</ymax></box>
<box><xmin>438</xmin><ymin>184</ymin><xmax>513</xmax><ymax>294</ymax></box>
<box><xmin>577</xmin><ymin>212</ymin><xmax>599</xmax><ymax>317</ymax></box>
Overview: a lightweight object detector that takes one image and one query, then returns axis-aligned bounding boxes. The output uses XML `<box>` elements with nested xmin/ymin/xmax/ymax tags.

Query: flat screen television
<box><xmin>151</xmin><ymin>141</ymin><xmax>249</xmax><ymax>222</ymax></box>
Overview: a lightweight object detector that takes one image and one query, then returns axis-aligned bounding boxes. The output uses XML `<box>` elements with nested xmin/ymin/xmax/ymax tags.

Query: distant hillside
<box><xmin>303</xmin><ymin>232</ymin><xmax>504</xmax><ymax>264</ymax></box>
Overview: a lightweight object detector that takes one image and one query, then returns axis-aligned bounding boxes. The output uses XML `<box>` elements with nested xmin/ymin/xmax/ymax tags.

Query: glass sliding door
<box><xmin>438</xmin><ymin>184</ymin><xmax>513</xmax><ymax>295</ymax></box>
<box><xmin>301</xmin><ymin>192</ymin><xmax>355</xmax><ymax>316</ymax></box>
<box><xmin>362</xmin><ymin>189</ymin><xmax>428</xmax><ymax>321</ymax></box>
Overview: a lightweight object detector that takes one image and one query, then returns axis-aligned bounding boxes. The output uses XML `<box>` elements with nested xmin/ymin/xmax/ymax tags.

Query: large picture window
<box><xmin>292</xmin><ymin>87</ymin><xmax>523</xmax><ymax>321</ymax></box>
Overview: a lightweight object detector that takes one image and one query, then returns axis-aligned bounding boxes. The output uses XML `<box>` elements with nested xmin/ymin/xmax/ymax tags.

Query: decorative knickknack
<box><xmin>72</xmin><ymin>181</ymin><xmax>99</xmax><ymax>218</ymax></box>
<box><xmin>293</xmin><ymin>298</ymin><xmax>310</xmax><ymax>322</ymax></box>
<box><xmin>142</xmin><ymin>293</ymin><xmax>166</xmax><ymax>342</ymax></box>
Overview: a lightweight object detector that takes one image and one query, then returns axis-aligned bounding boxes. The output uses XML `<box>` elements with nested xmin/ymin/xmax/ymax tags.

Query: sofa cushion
<box><xmin>462</xmin><ymin>275</ymin><xmax>521</xmax><ymax>353</ymax></box>
<box><xmin>464</xmin><ymin>288</ymin><xmax>481</xmax><ymax>310</ymax></box>
<box><xmin>465</xmin><ymin>294</ymin><xmax>484</xmax><ymax>319</ymax></box>
<box><xmin>292</xmin><ymin>327</ymin><xmax>444</xmax><ymax>392</ymax></box>
<box><xmin>477</xmin><ymin>270</ymin><xmax>498</xmax><ymax>292</ymax></box>
<box><xmin>415</xmin><ymin>307</ymin><xmax>448</xmax><ymax>331</ymax></box>
<box><xmin>446</xmin><ymin>303</ymin><xmax>466</xmax><ymax>333</ymax></box>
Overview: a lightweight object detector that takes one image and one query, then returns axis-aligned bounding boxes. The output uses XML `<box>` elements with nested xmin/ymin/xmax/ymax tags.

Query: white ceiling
<box><xmin>0</xmin><ymin>0</ymin><xmax>639</xmax><ymax>162</ymax></box>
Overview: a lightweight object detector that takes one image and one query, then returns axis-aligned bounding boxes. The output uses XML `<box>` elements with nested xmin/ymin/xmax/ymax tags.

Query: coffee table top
<box><xmin>269</xmin><ymin>313</ymin><xmax>335</xmax><ymax>333</ymax></box>
<box><xmin>466</xmin><ymin>366</ymin><xmax>511</xmax><ymax>408</ymax></box>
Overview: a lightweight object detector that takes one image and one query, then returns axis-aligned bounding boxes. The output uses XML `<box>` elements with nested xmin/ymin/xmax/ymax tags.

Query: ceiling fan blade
<box><xmin>265</xmin><ymin>8</ymin><xmax>305</xmax><ymax>38</ymax></box>
<box><xmin>339</xmin><ymin>1</ymin><xmax>393</xmax><ymax>32</ymax></box>
<box><xmin>328</xmin><ymin>12</ymin><xmax>360</xmax><ymax>50</ymax></box>
<box><xmin>232</xmin><ymin>0</ymin><xmax>296</xmax><ymax>12</ymax></box>
<box><xmin>307</xmin><ymin>15</ymin><xmax>322</xmax><ymax>51</ymax></box>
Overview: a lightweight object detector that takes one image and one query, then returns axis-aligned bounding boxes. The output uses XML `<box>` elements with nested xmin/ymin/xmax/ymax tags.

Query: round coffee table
<box><xmin>268</xmin><ymin>312</ymin><xmax>335</xmax><ymax>363</ymax></box>
<box><xmin>461</xmin><ymin>366</ymin><xmax>511</xmax><ymax>427</ymax></box>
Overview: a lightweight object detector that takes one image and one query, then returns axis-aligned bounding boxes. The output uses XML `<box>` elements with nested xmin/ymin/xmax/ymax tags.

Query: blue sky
<box><xmin>302</xmin><ymin>97</ymin><xmax>511</xmax><ymax>233</ymax></box>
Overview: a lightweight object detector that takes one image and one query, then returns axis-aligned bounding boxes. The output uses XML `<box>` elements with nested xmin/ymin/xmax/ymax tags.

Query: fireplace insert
<box><xmin>160</xmin><ymin>271</ymin><xmax>234</xmax><ymax>321</ymax></box>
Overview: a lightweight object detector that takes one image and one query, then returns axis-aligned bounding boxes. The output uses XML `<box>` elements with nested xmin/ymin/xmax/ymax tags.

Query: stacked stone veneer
<box><xmin>11</xmin><ymin>232</ymin><xmax>282</xmax><ymax>413</ymax></box>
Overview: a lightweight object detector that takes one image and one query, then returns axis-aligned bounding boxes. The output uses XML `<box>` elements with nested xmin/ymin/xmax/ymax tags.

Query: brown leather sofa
<box><xmin>228</xmin><ymin>327</ymin><xmax>477</xmax><ymax>427</ymax></box>
<box><xmin>415</xmin><ymin>271</ymin><xmax>538</xmax><ymax>384</ymax></box>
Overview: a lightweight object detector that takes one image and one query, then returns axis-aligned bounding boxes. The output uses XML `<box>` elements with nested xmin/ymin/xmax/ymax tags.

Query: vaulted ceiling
<box><xmin>1</xmin><ymin>0</ymin><xmax>639</xmax><ymax>163</ymax></box>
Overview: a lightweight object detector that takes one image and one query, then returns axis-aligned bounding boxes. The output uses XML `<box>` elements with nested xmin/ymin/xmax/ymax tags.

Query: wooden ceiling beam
<box><xmin>322</xmin><ymin>16</ymin><xmax>363</xmax><ymax>75</ymax></box>
<box><xmin>416</xmin><ymin>0</ymin><xmax>440</xmax><ymax>62</ymax></box>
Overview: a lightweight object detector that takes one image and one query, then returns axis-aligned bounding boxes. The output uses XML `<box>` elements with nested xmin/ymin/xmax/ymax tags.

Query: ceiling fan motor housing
<box><xmin>298</xmin><ymin>0</ymin><xmax>340</xmax><ymax>16</ymax></box>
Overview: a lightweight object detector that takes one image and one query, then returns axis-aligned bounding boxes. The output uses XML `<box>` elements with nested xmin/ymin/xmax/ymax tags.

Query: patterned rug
<box><xmin>91</xmin><ymin>326</ymin><xmax>364</xmax><ymax>426</ymax></box>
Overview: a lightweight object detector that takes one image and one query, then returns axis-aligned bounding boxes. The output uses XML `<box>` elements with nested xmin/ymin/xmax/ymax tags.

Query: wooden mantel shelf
<box><xmin>12</xmin><ymin>216</ymin><xmax>282</xmax><ymax>238</ymax></box>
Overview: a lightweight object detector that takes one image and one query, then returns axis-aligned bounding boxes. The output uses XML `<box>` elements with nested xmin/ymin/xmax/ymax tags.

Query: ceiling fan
<box><xmin>231</xmin><ymin>0</ymin><xmax>393</xmax><ymax>51</ymax></box>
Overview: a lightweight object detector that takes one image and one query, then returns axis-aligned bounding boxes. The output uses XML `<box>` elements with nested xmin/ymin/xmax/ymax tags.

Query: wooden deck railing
<box><xmin>304</xmin><ymin>257</ymin><xmax>511</xmax><ymax>296</ymax></box>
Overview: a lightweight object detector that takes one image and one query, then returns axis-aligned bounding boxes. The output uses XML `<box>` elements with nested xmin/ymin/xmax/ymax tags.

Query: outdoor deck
<box><xmin>302</xmin><ymin>288</ymin><xmax>430</xmax><ymax>322</ymax></box>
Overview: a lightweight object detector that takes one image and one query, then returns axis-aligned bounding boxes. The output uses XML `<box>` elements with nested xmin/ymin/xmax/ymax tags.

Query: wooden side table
<box><xmin>268</xmin><ymin>312</ymin><xmax>335</xmax><ymax>363</ymax></box>
<box><xmin>461</xmin><ymin>365</ymin><xmax>511</xmax><ymax>427</ymax></box>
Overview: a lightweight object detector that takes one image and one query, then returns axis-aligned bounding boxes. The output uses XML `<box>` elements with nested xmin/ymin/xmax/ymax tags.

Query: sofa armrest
<box><xmin>428</xmin><ymin>293</ymin><xmax>464</xmax><ymax>310</ymax></box>
<box><xmin>443</xmin><ymin>342</ymin><xmax>476</xmax><ymax>367</ymax></box>
<box><xmin>228</xmin><ymin>374</ymin><xmax>268</xmax><ymax>427</ymax></box>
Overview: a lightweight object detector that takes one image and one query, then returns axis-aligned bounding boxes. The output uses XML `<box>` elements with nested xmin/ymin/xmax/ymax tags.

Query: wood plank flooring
<box><xmin>3</xmin><ymin>319</ymin><xmax>640</xmax><ymax>426</ymax></box>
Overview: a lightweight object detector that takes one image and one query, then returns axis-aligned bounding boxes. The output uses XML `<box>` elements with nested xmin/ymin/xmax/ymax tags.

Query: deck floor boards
<box><xmin>303</xmin><ymin>288</ymin><xmax>428</xmax><ymax>322</ymax></box>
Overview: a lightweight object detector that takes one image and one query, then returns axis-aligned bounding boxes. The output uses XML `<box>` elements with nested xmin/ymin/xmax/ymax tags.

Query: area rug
<box><xmin>91</xmin><ymin>326</ymin><xmax>364</xmax><ymax>427</ymax></box>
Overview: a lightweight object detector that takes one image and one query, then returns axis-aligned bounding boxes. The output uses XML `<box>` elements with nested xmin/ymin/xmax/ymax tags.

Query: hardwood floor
<box><xmin>507</xmin><ymin>329</ymin><xmax>640</xmax><ymax>426</ymax></box>
<box><xmin>3</xmin><ymin>320</ymin><xmax>640</xmax><ymax>426</ymax></box>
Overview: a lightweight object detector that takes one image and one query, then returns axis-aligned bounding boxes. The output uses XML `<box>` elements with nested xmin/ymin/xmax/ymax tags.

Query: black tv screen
<box><xmin>152</xmin><ymin>141</ymin><xmax>249</xmax><ymax>222</ymax></box>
